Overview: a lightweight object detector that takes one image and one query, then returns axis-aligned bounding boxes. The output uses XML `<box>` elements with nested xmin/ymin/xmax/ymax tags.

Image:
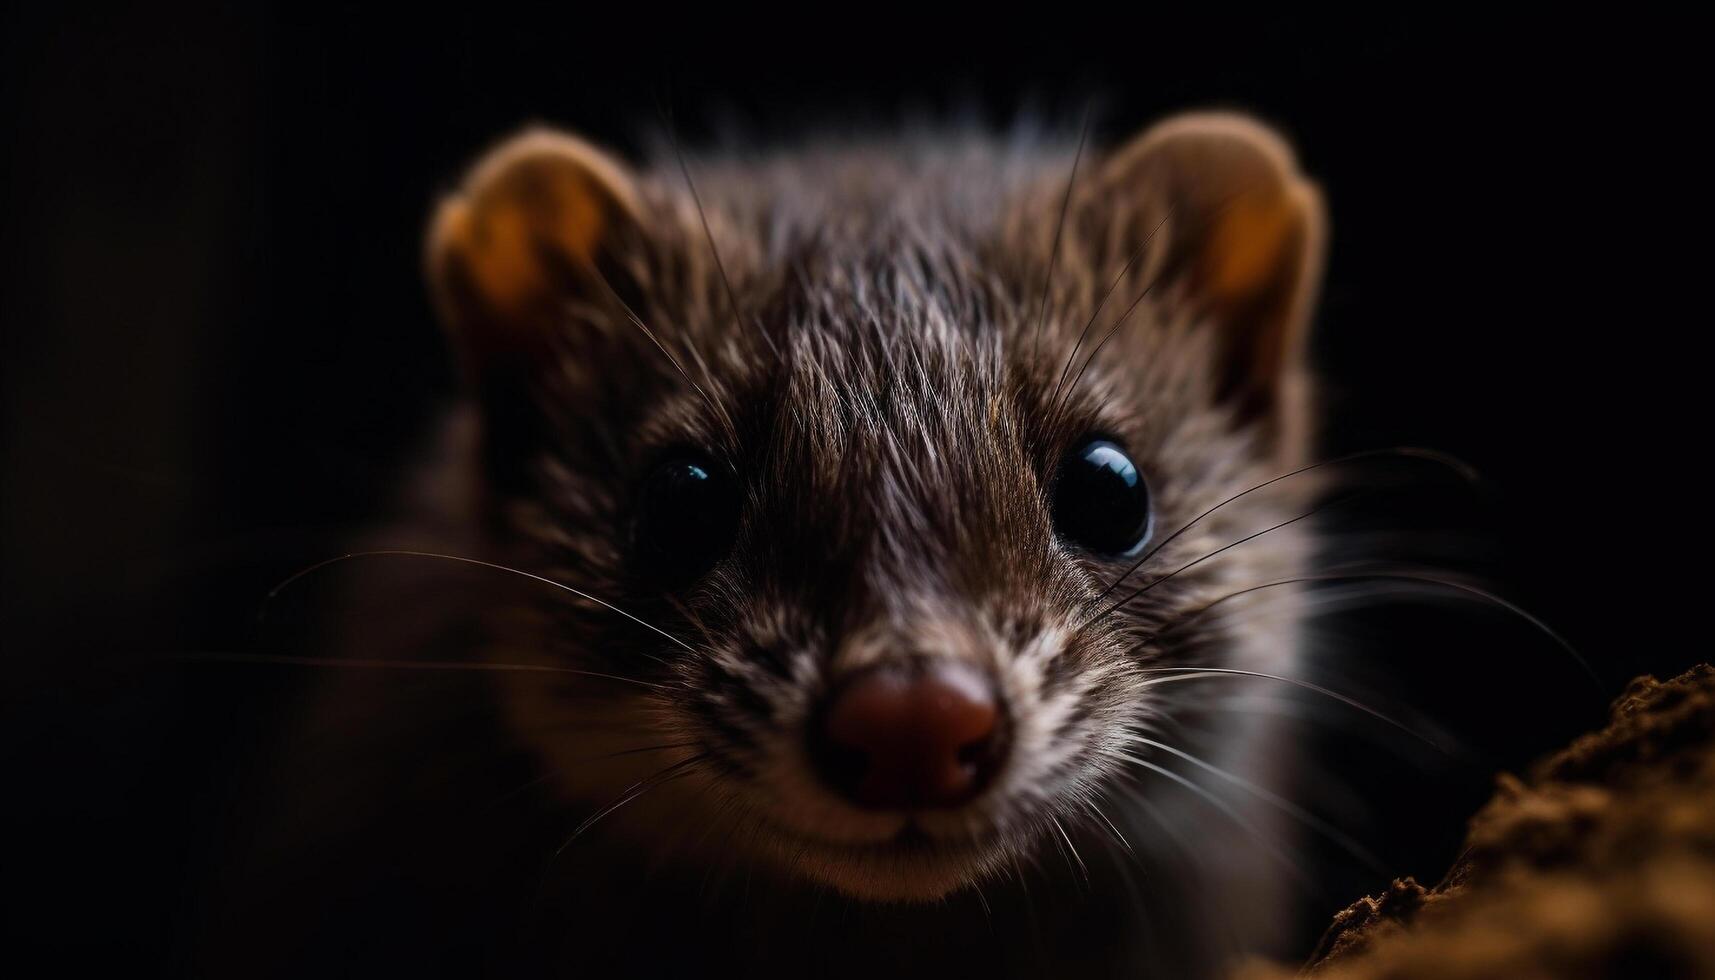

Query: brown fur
<box><xmin>233</xmin><ymin>112</ymin><xmax>1331</xmax><ymax>979</ymax></box>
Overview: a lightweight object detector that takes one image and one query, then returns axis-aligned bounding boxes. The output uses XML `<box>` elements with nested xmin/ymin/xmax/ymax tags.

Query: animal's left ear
<box><xmin>426</xmin><ymin>128</ymin><xmax>647</xmax><ymax>383</ymax></box>
<box><xmin>1101</xmin><ymin>112</ymin><xmax>1326</xmax><ymax>433</ymax></box>
<box><xmin>424</xmin><ymin>129</ymin><xmax>655</xmax><ymax>488</ymax></box>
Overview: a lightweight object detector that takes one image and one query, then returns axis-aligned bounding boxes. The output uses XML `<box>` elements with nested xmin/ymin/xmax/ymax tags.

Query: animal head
<box><xmin>425</xmin><ymin>112</ymin><xmax>1325</xmax><ymax>900</ymax></box>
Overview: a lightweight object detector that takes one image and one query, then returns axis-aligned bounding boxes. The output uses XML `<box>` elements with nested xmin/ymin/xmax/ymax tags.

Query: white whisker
<box><xmin>1124</xmin><ymin>733</ymin><xmax>1387</xmax><ymax>874</ymax></box>
<box><xmin>175</xmin><ymin>651</ymin><xmax>673</xmax><ymax>692</ymax></box>
<box><xmin>261</xmin><ymin>549</ymin><xmax>698</xmax><ymax>655</ymax></box>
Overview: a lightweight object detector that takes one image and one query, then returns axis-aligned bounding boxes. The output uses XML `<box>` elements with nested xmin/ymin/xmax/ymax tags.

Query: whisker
<box><xmin>1083</xmin><ymin>789</ymin><xmax>1169</xmax><ymax>975</ymax></box>
<box><xmin>659</xmin><ymin>101</ymin><xmax>779</xmax><ymax>362</ymax></box>
<box><xmin>1112</xmin><ymin>753</ymin><xmax>1316</xmax><ymax>889</ymax></box>
<box><xmin>667</xmin><ymin>594</ymin><xmax>722</xmax><ymax>655</ymax></box>
<box><xmin>484</xmin><ymin>741</ymin><xmax>701</xmax><ymax>809</ymax></box>
<box><xmin>553</xmin><ymin>752</ymin><xmax>709</xmax><ymax>857</ymax></box>
<box><xmin>1057</xmin><ymin>256</ymin><xmax>1168</xmax><ymax>408</ymax></box>
<box><xmin>259</xmin><ymin>550</ymin><xmax>698</xmax><ymax>656</ymax></box>
<box><xmin>1135</xmin><ymin>666</ymin><xmax>1449</xmax><ymax>750</ymax></box>
<box><xmin>1079</xmin><ymin>795</ymin><xmax>1135</xmax><ymax>857</ymax></box>
<box><xmin>1087</xmin><ymin>447</ymin><xmax>1479</xmax><ymax>613</ymax></box>
<box><xmin>969</xmin><ymin>876</ymin><xmax>994</xmax><ymax>925</ymax></box>
<box><xmin>1033</xmin><ymin>109</ymin><xmax>1091</xmax><ymax>364</ymax></box>
<box><xmin>1049</xmin><ymin>813</ymin><xmax>1090</xmax><ymax>886</ymax></box>
<box><xmin>1049</xmin><ymin>209</ymin><xmax>1173</xmax><ymax>417</ymax></box>
<box><xmin>1147</xmin><ymin>570</ymin><xmax>1602</xmax><ymax>689</ymax></box>
<box><xmin>173</xmin><ymin>651</ymin><xmax>672</xmax><ymax>692</ymax></box>
<box><xmin>1110</xmin><ymin>781</ymin><xmax>1199</xmax><ymax>869</ymax></box>
<box><xmin>1187</xmin><ymin>692</ymin><xmax>1454</xmax><ymax>761</ymax></box>
<box><xmin>1083</xmin><ymin>492</ymin><xmax>1358</xmax><ymax>629</ymax></box>
<box><xmin>575</xmin><ymin>259</ymin><xmax>737</xmax><ymax>445</ymax></box>
<box><xmin>1124</xmin><ymin>733</ymin><xmax>1389</xmax><ymax>875</ymax></box>
<box><xmin>592</xmin><ymin>740</ymin><xmax>700</xmax><ymax>759</ymax></box>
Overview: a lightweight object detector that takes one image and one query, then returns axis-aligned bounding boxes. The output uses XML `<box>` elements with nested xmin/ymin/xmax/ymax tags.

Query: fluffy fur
<box><xmin>233</xmin><ymin>114</ymin><xmax>1330</xmax><ymax>979</ymax></box>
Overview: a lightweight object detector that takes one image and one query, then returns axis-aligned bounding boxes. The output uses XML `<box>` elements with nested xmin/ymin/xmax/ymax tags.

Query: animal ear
<box><xmin>426</xmin><ymin>128</ymin><xmax>644</xmax><ymax>379</ymax></box>
<box><xmin>1101</xmin><ymin>112</ymin><xmax>1326</xmax><ymax>428</ymax></box>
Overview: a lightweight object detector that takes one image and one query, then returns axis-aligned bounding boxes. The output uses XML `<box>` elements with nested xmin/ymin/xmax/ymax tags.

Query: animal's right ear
<box><xmin>1090</xmin><ymin>113</ymin><xmax>1325</xmax><ymax>448</ymax></box>
<box><xmin>426</xmin><ymin>129</ymin><xmax>645</xmax><ymax>380</ymax></box>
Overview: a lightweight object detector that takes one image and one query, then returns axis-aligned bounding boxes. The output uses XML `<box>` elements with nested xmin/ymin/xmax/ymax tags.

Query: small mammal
<box><xmin>237</xmin><ymin>112</ymin><xmax>1329</xmax><ymax>978</ymax></box>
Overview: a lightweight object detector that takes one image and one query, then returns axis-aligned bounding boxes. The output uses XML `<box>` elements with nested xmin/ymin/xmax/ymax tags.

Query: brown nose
<box><xmin>812</xmin><ymin>661</ymin><xmax>1007</xmax><ymax>810</ymax></box>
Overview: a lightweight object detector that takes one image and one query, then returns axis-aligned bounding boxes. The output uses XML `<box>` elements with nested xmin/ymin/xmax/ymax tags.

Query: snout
<box><xmin>808</xmin><ymin>660</ymin><xmax>1010</xmax><ymax>811</ymax></box>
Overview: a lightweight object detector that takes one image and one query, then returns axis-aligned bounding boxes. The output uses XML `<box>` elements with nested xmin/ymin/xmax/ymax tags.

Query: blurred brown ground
<box><xmin>1238</xmin><ymin>665</ymin><xmax>1715</xmax><ymax>979</ymax></box>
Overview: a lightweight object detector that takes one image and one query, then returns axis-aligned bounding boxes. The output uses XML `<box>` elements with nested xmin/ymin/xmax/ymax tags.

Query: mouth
<box><xmin>761</xmin><ymin>817</ymin><xmax>1007</xmax><ymax>901</ymax></box>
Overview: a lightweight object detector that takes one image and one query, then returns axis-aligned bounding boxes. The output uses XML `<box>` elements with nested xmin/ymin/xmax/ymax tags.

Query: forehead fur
<box><xmin>603</xmin><ymin>133</ymin><xmax>1210</xmax><ymax>438</ymax></box>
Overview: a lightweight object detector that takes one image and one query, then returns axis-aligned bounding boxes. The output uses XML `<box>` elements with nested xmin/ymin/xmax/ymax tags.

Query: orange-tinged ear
<box><xmin>1104</xmin><ymin>112</ymin><xmax>1326</xmax><ymax>426</ymax></box>
<box><xmin>426</xmin><ymin>129</ymin><xmax>642</xmax><ymax>375</ymax></box>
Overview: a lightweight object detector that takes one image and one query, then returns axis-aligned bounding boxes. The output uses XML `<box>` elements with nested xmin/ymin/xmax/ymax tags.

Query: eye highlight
<box><xmin>1051</xmin><ymin>438</ymin><xmax>1153</xmax><ymax>557</ymax></box>
<box><xmin>632</xmin><ymin>453</ymin><xmax>739</xmax><ymax>587</ymax></box>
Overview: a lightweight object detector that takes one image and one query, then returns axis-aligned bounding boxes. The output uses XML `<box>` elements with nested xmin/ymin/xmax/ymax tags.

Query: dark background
<box><xmin>4</xmin><ymin>7</ymin><xmax>1710</xmax><ymax>972</ymax></box>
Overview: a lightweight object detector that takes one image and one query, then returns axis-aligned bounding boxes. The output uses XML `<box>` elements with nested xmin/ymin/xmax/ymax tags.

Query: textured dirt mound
<box><xmin>1239</xmin><ymin>664</ymin><xmax>1715</xmax><ymax>979</ymax></box>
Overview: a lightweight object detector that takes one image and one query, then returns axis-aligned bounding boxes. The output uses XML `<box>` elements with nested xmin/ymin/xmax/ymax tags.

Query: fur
<box><xmin>222</xmin><ymin>115</ymin><xmax>1329</xmax><ymax>979</ymax></box>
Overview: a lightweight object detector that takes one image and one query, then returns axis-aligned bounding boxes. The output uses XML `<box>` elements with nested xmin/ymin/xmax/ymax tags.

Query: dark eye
<box><xmin>632</xmin><ymin>454</ymin><xmax>739</xmax><ymax>586</ymax></box>
<box><xmin>1051</xmin><ymin>438</ymin><xmax>1153</xmax><ymax>557</ymax></box>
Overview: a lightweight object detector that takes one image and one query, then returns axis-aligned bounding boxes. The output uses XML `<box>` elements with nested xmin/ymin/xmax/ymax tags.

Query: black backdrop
<box><xmin>4</xmin><ymin>7</ymin><xmax>1711</xmax><ymax>972</ymax></box>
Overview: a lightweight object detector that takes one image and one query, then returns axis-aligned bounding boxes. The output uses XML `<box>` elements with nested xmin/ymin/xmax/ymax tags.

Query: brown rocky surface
<box><xmin>1237</xmin><ymin>664</ymin><xmax>1715</xmax><ymax>979</ymax></box>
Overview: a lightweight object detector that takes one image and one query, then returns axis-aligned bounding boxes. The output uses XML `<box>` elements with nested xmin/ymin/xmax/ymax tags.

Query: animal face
<box><xmin>426</xmin><ymin>114</ymin><xmax>1325</xmax><ymax>900</ymax></box>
